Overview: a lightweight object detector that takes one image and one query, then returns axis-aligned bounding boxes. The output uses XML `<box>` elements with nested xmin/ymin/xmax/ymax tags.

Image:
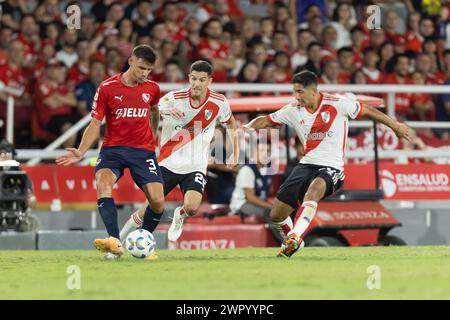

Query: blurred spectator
<box><xmin>259</xmin><ymin>17</ymin><xmax>275</xmax><ymax>50</ymax></box>
<box><xmin>67</xmin><ymin>39</ymin><xmax>91</xmax><ymax>89</ymax></box>
<box><xmin>319</xmin><ymin>58</ymin><xmax>344</xmax><ymax>84</ymax></box>
<box><xmin>230</xmin><ymin>36</ymin><xmax>246</xmax><ymax>78</ymax></box>
<box><xmin>117</xmin><ymin>18</ymin><xmax>135</xmax><ymax>64</ymax></box>
<box><xmin>237</xmin><ymin>61</ymin><xmax>260</xmax><ymax>89</ymax></box>
<box><xmin>361</xmin><ymin>47</ymin><xmax>381</xmax><ymax>84</ymax></box>
<box><xmin>405</xmin><ymin>12</ymin><xmax>423</xmax><ymax>53</ymax></box>
<box><xmin>162</xmin><ymin>59</ymin><xmax>184</xmax><ymax>84</ymax></box>
<box><xmin>422</xmin><ymin>38</ymin><xmax>440</xmax><ymax>73</ymax></box>
<box><xmin>241</xmin><ymin>17</ymin><xmax>258</xmax><ymax>45</ymax></box>
<box><xmin>80</xmin><ymin>15</ymin><xmax>98</xmax><ymax>41</ymax></box>
<box><xmin>0</xmin><ymin>0</ymin><xmax>30</xmax><ymax>31</ymax></box>
<box><xmin>247</xmin><ymin>40</ymin><xmax>268</xmax><ymax>72</ymax></box>
<box><xmin>268</xmin><ymin>31</ymin><xmax>290</xmax><ymax>58</ymax></box>
<box><xmin>0</xmin><ymin>28</ymin><xmax>14</xmax><ymax>64</ymax></box>
<box><xmin>151</xmin><ymin>40</ymin><xmax>177</xmax><ymax>82</ymax></box>
<box><xmin>43</xmin><ymin>21</ymin><xmax>61</xmax><ymax>45</ymax></box>
<box><xmin>415</xmin><ymin>53</ymin><xmax>438</xmax><ymax>84</ymax></box>
<box><xmin>350</xmin><ymin>69</ymin><xmax>368</xmax><ymax>85</ymax></box>
<box><xmin>272</xmin><ymin>51</ymin><xmax>291</xmax><ymax>83</ymax></box>
<box><xmin>179</xmin><ymin>16</ymin><xmax>202</xmax><ymax>72</ymax></box>
<box><xmin>364</xmin><ymin>29</ymin><xmax>386</xmax><ymax>51</ymax></box>
<box><xmin>420</xmin><ymin>17</ymin><xmax>436</xmax><ymax>39</ymax></box>
<box><xmin>75</xmin><ymin>60</ymin><xmax>106</xmax><ymax>116</ymax></box>
<box><xmin>104</xmin><ymin>48</ymin><xmax>123</xmax><ymax>77</ymax></box>
<box><xmin>131</xmin><ymin>0</ymin><xmax>154</xmax><ymax>37</ymax></box>
<box><xmin>290</xmin><ymin>28</ymin><xmax>313</xmax><ymax>71</ymax></box>
<box><xmin>349</xmin><ymin>26</ymin><xmax>365</xmax><ymax>67</ymax></box>
<box><xmin>307</xmin><ymin>14</ymin><xmax>324</xmax><ymax>42</ymax></box>
<box><xmin>411</xmin><ymin>71</ymin><xmax>435</xmax><ymax>121</ymax></box>
<box><xmin>337</xmin><ymin>47</ymin><xmax>355</xmax><ymax>82</ymax></box>
<box><xmin>377</xmin><ymin>41</ymin><xmax>395</xmax><ymax>73</ymax></box>
<box><xmin>293</xmin><ymin>1</ymin><xmax>327</xmax><ymax>25</ymax></box>
<box><xmin>321</xmin><ymin>25</ymin><xmax>338</xmax><ymax>59</ymax></box>
<box><xmin>436</xmin><ymin>49</ymin><xmax>450</xmax><ymax>83</ymax></box>
<box><xmin>229</xmin><ymin>140</ymin><xmax>283</xmax><ymax>242</ymax></box>
<box><xmin>34</xmin><ymin>0</ymin><xmax>61</xmax><ymax>25</ymax></box>
<box><xmin>383</xmin><ymin>54</ymin><xmax>413</xmax><ymax>119</ymax></box>
<box><xmin>148</xmin><ymin>21</ymin><xmax>168</xmax><ymax>52</ymax></box>
<box><xmin>55</xmin><ymin>29</ymin><xmax>78</xmax><ymax>68</ymax></box>
<box><xmin>162</xmin><ymin>1</ymin><xmax>187</xmax><ymax>42</ymax></box>
<box><xmin>384</xmin><ymin>10</ymin><xmax>405</xmax><ymax>52</ymax></box>
<box><xmin>17</xmin><ymin>14</ymin><xmax>41</xmax><ymax>68</ymax></box>
<box><xmin>0</xmin><ymin>40</ymin><xmax>32</xmax><ymax>134</ymax></box>
<box><xmin>34</xmin><ymin>59</ymin><xmax>79</xmax><ymax>147</ymax></box>
<box><xmin>295</xmin><ymin>42</ymin><xmax>321</xmax><ymax>75</ymax></box>
<box><xmin>329</xmin><ymin>3</ymin><xmax>354</xmax><ymax>49</ymax></box>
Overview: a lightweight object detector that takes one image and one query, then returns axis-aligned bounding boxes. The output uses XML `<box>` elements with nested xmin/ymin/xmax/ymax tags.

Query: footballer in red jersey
<box><xmin>56</xmin><ymin>45</ymin><xmax>164</xmax><ymax>260</ymax></box>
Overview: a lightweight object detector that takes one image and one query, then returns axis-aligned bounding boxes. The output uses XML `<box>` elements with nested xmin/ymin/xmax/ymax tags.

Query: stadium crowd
<box><xmin>0</xmin><ymin>0</ymin><xmax>449</xmax><ymax>150</ymax></box>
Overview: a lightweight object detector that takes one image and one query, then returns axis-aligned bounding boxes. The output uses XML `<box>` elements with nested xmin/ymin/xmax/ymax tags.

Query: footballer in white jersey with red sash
<box><xmin>243</xmin><ymin>70</ymin><xmax>411</xmax><ymax>258</ymax></box>
<box><xmin>158</xmin><ymin>87</ymin><xmax>232</xmax><ymax>175</ymax></box>
<box><xmin>119</xmin><ymin>61</ymin><xmax>239</xmax><ymax>244</ymax></box>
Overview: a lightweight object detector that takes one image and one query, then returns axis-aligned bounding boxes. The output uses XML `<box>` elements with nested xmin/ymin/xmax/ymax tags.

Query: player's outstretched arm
<box><xmin>361</xmin><ymin>105</ymin><xmax>412</xmax><ymax>142</ymax></box>
<box><xmin>241</xmin><ymin>115</ymin><xmax>274</xmax><ymax>132</ymax></box>
<box><xmin>55</xmin><ymin>118</ymin><xmax>102</xmax><ymax>166</ymax></box>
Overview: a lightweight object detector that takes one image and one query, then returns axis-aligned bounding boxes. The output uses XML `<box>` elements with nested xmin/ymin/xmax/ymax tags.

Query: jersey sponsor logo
<box><xmin>175</xmin><ymin>124</ymin><xmax>210</xmax><ymax>133</ymax></box>
<box><xmin>305</xmin><ymin>131</ymin><xmax>334</xmax><ymax>140</ymax></box>
<box><xmin>142</xmin><ymin>93</ymin><xmax>150</xmax><ymax>103</ymax></box>
<box><xmin>115</xmin><ymin>108</ymin><xmax>148</xmax><ymax>119</ymax></box>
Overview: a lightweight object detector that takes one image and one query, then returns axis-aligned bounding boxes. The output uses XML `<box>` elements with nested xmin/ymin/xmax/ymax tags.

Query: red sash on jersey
<box><xmin>158</xmin><ymin>101</ymin><xmax>220</xmax><ymax>163</ymax></box>
<box><xmin>304</xmin><ymin>104</ymin><xmax>338</xmax><ymax>155</ymax></box>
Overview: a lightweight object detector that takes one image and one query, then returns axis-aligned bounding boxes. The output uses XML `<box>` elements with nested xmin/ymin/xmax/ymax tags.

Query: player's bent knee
<box><xmin>148</xmin><ymin>196</ymin><xmax>165</xmax><ymax>212</ymax></box>
<box><xmin>95</xmin><ymin>179</ymin><xmax>114</xmax><ymax>197</ymax></box>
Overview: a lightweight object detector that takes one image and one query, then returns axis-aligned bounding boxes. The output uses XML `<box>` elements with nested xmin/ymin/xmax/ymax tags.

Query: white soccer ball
<box><xmin>125</xmin><ymin>229</ymin><xmax>156</xmax><ymax>258</ymax></box>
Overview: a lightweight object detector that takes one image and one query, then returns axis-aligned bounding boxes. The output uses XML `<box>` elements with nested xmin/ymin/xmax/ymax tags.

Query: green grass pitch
<box><xmin>1</xmin><ymin>246</ymin><xmax>450</xmax><ymax>300</ymax></box>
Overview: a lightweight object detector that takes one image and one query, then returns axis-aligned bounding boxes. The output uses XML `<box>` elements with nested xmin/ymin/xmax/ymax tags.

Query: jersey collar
<box><xmin>304</xmin><ymin>92</ymin><xmax>323</xmax><ymax>114</ymax></box>
<box><xmin>189</xmin><ymin>88</ymin><xmax>210</xmax><ymax>109</ymax></box>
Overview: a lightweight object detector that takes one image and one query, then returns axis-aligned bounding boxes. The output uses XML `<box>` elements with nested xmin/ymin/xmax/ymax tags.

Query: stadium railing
<box><xmin>3</xmin><ymin>83</ymin><xmax>449</xmax><ymax>164</ymax></box>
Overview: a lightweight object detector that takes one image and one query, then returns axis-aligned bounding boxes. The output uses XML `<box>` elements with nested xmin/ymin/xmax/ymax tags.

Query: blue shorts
<box><xmin>95</xmin><ymin>146</ymin><xmax>163</xmax><ymax>188</ymax></box>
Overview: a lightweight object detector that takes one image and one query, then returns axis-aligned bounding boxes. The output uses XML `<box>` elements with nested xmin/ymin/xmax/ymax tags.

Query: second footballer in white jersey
<box><xmin>119</xmin><ymin>60</ymin><xmax>239</xmax><ymax>243</ymax></box>
<box><xmin>243</xmin><ymin>70</ymin><xmax>411</xmax><ymax>258</ymax></box>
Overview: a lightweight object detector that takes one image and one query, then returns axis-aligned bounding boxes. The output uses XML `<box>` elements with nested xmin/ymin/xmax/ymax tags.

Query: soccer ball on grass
<box><xmin>125</xmin><ymin>229</ymin><xmax>156</xmax><ymax>258</ymax></box>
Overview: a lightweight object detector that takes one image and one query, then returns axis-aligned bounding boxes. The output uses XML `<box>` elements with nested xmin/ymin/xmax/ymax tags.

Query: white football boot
<box><xmin>168</xmin><ymin>207</ymin><xmax>186</xmax><ymax>241</ymax></box>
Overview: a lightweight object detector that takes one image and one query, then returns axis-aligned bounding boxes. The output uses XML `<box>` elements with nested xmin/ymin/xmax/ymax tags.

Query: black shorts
<box><xmin>277</xmin><ymin>163</ymin><xmax>344</xmax><ymax>208</ymax></box>
<box><xmin>95</xmin><ymin>146</ymin><xmax>163</xmax><ymax>187</ymax></box>
<box><xmin>161</xmin><ymin>166</ymin><xmax>207</xmax><ymax>196</ymax></box>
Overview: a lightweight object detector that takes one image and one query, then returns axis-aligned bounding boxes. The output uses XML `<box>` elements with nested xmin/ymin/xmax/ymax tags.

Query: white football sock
<box><xmin>273</xmin><ymin>216</ymin><xmax>293</xmax><ymax>238</ymax></box>
<box><xmin>119</xmin><ymin>211</ymin><xmax>142</xmax><ymax>241</ymax></box>
<box><xmin>289</xmin><ymin>201</ymin><xmax>318</xmax><ymax>239</ymax></box>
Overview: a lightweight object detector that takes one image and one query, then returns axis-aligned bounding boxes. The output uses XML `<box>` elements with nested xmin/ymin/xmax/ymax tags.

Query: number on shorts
<box><xmin>194</xmin><ymin>173</ymin><xmax>207</xmax><ymax>189</ymax></box>
<box><xmin>146</xmin><ymin>159</ymin><xmax>157</xmax><ymax>175</ymax></box>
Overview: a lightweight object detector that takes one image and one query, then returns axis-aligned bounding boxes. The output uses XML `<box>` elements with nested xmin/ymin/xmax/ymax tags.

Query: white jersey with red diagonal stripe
<box><xmin>158</xmin><ymin>88</ymin><xmax>232</xmax><ymax>174</ymax></box>
<box><xmin>267</xmin><ymin>92</ymin><xmax>363</xmax><ymax>171</ymax></box>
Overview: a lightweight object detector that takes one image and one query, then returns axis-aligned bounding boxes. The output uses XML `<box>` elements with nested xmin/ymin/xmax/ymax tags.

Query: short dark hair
<box><xmin>292</xmin><ymin>70</ymin><xmax>318</xmax><ymax>87</ymax></box>
<box><xmin>132</xmin><ymin>45</ymin><xmax>157</xmax><ymax>64</ymax></box>
<box><xmin>189</xmin><ymin>60</ymin><xmax>213</xmax><ymax>77</ymax></box>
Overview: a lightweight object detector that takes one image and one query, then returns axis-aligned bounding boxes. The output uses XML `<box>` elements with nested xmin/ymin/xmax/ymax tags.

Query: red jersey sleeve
<box><xmin>91</xmin><ymin>85</ymin><xmax>108</xmax><ymax>120</ymax></box>
<box><xmin>150</xmin><ymin>83</ymin><xmax>161</xmax><ymax>108</ymax></box>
